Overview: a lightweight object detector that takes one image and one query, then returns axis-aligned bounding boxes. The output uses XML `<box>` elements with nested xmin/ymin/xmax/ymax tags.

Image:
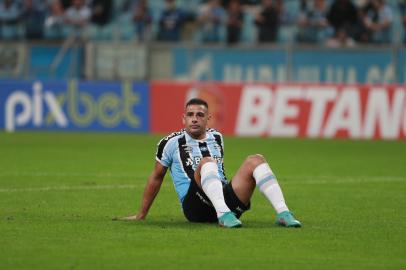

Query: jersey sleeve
<box><xmin>211</xmin><ymin>129</ymin><xmax>225</xmax><ymax>156</ymax></box>
<box><xmin>219</xmin><ymin>133</ymin><xmax>225</xmax><ymax>152</ymax></box>
<box><xmin>155</xmin><ymin>136</ymin><xmax>175</xmax><ymax>168</ymax></box>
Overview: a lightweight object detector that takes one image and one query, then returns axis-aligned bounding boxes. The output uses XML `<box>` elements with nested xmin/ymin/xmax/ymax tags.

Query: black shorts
<box><xmin>181</xmin><ymin>180</ymin><xmax>250</xmax><ymax>223</ymax></box>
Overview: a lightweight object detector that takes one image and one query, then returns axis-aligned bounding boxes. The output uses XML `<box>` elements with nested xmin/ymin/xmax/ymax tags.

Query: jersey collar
<box><xmin>185</xmin><ymin>131</ymin><xmax>210</xmax><ymax>142</ymax></box>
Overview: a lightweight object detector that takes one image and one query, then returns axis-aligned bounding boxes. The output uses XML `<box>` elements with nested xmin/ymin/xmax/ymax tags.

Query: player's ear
<box><xmin>182</xmin><ymin>114</ymin><xmax>186</xmax><ymax>125</ymax></box>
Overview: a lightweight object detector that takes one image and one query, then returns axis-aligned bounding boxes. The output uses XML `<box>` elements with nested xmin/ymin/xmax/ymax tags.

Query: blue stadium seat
<box><xmin>44</xmin><ymin>24</ymin><xmax>66</xmax><ymax>40</ymax></box>
<box><xmin>87</xmin><ymin>23</ymin><xmax>116</xmax><ymax>41</ymax></box>
<box><xmin>1</xmin><ymin>24</ymin><xmax>24</xmax><ymax>40</ymax></box>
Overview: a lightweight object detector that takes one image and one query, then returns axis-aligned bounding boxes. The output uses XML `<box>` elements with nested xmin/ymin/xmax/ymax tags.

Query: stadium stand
<box><xmin>0</xmin><ymin>0</ymin><xmax>403</xmax><ymax>44</ymax></box>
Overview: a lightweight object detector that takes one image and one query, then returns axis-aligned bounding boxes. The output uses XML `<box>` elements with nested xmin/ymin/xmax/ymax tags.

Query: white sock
<box><xmin>200</xmin><ymin>162</ymin><xmax>231</xmax><ymax>218</ymax></box>
<box><xmin>253</xmin><ymin>163</ymin><xmax>289</xmax><ymax>214</ymax></box>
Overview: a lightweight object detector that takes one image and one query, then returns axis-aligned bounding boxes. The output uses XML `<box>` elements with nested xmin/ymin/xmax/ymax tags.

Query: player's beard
<box><xmin>187</xmin><ymin>125</ymin><xmax>205</xmax><ymax>139</ymax></box>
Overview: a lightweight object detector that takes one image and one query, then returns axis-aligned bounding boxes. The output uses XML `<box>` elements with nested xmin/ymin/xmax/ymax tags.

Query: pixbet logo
<box><xmin>5</xmin><ymin>81</ymin><xmax>68</xmax><ymax>132</ymax></box>
<box><xmin>4</xmin><ymin>80</ymin><xmax>143</xmax><ymax>132</ymax></box>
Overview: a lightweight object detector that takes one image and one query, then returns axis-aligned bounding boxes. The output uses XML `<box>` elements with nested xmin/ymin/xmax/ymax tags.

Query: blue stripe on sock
<box><xmin>201</xmin><ymin>173</ymin><xmax>219</xmax><ymax>186</ymax></box>
<box><xmin>257</xmin><ymin>174</ymin><xmax>276</xmax><ymax>188</ymax></box>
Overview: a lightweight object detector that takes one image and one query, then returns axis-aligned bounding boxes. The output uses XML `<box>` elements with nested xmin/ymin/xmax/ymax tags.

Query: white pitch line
<box><xmin>0</xmin><ymin>172</ymin><xmax>139</xmax><ymax>178</ymax></box>
<box><xmin>0</xmin><ymin>176</ymin><xmax>404</xmax><ymax>193</ymax></box>
<box><xmin>0</xmin><ymin>184</ymin><xmax>141</xmax><ymax>193</ymax></box>
<box><xmin>1</xmin><ymin>172</ymin><xmax>404</xmax><ymax>182</ymax></box>
<box><xmin>282</xmin><ymin>175</ymin><xmax>406</xmax><ymax>184</ymax></box>
<box><xmin>297</xmin><ymin>178</ymin><xmax>405</xmax><ymax>184</ymax></box>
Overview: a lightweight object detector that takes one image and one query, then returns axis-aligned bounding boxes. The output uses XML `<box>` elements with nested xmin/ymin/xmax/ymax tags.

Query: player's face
<box><xmin>197</xmin><ymin>90</ymin><xmax>223</xmax><ymax>129</ymax></box>
<box><xmin>183</xmin><ymin>104</ymin><xmax>210</xmax><ymax>140</ymax></box>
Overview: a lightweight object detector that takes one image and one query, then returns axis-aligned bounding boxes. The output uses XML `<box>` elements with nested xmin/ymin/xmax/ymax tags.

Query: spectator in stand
<box><xmin>362</xmin><ymin>0</ymin><xmax>393</xmax><ymax>44</ymax></box>
<box><xmin>254</xmin><ymin>0</ymin><xmax>279</xmax><ymax>43</ymax></box>
<box><xmin>325</xmin><ymin>26</ymin><xmax>356</xmax><ymax>47</ymax></box>
<box><xmin>226</xmin><ymin>0</ymin><xmax>244</xmax><ymax>45</ymax></box>
<box><xmin>21</xmin><ymin>0</ymin><xmax>46</xmax><ymax>39</ymax></box>
<box><xmin>400</xmin><ymin>0</ymin><xmax>406</xmax><ymax>44</ymax></box>
<box><xmin>297</xmin><ymin>0</ymin><xmax>332</xmax><ymax>43</ymax></box>
<box><xmin>275</xmin><ymin>0</ymin><xmax>295</xmax><ymax>26</ymax></box>
<box><xmin>354</xmin><ymin>0</ymin><xmax>374</xmax><ymax>43</ymax></box>
<box><xmin>60</xmin><ymin>0</ymin><xmax>72</xmax><ymax>10</ymax></box>
<box><xmin>44</xmin><ymin>0</ymin><xmax>66</xmax><ymax>39</ymax></box>
<box><xmin>89</xmin><ymin>0</ymin><xmax>112</xmax><ymax>27</ymax></box>
<box><xmin>157</xmin><ymin>0</ymin><xmax>184</xmax><ymax>42</ymax></box>
<box><xmin>0</xmin><ymin>0</ymin><xmax>22</xmax><ymax>40</ymax></box>
<box><xmin>133</xmin><ymin>0</ymin><xmax>152</xmax><ymax>42</ymax></box>
<box><xmin>223</xmin><ymin>0</ymin><xmax>260</xmax><ymax>6</ymax></box>
<box><xmin>197</xmin><ymin>0</ymin><xmax>226</xmax><ymax>43</ymax></box>
<box><xmin>24</xmin><ymin>0</ymin><xmax>47</xmax><ymax>11</ymax></box>
<box><xmin>327</xmin><ymin>0</ymin><xmax>358</xmax><ymax>40</ymax></box>
<box><xmin>64</xmin><ymin>0</ymin><xmax>91</xmax><ymax>34</ymax></box>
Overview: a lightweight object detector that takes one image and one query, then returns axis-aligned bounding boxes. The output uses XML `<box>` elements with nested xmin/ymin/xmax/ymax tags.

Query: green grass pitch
<box><xmin>0</xmin><ymin>132</ymin><xmax>405</xmax><ymax>270</ymax></box>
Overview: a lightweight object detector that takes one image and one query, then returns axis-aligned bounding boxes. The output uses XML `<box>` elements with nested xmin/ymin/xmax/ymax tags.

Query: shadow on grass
<box><xmin>113</xmin><ymin>217</ymin><xmax>291</xmax><ymax>230</ymax></box>
<box><xmin>114</xmin><ymin>218</ymin><xmax>215</xmax><ymax>229</ymax></box>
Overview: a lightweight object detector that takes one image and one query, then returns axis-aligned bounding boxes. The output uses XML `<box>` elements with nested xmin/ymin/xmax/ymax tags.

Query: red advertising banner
<box><xmin>151</xmin><ymin>81</ymin><xmax>242</xmax><ymax>134</ymax></box>
<box><xmin>151</xmin><ymin>81</ymin><xmax>406</xmax><ymax>140</ymax></box>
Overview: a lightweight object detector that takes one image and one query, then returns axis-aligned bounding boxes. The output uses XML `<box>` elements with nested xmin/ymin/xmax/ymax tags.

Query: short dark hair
<box><xmin>185</xmin><ymin>98</ymin><xmax>208</xmax><ymax>109</ymax></box>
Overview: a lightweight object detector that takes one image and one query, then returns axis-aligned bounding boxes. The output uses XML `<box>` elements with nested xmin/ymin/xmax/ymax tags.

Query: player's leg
<box><xmin>194</xmin><ymin>157</ymin><xmax>242</xmax><ymax>228</ymax></box>
<box><xmin>231</xmin><ymin>154</ymin><xmax>301</xmax><ymax>227</ymax></box>
<box><xmin>181</xmin><ymin>179</ymin><xmax>218</xmax><ymax>223</ymax></box>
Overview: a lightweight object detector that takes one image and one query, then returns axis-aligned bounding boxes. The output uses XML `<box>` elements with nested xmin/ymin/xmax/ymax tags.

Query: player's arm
<box><xmin>115</xmin><ymin>161</ymin><xmax>167</xmax><ymax>221</ymax></box>
<box><xmin>135</xmin><ymin>161</ymin><xmax>168</xmax><ymax>220</ymax></box>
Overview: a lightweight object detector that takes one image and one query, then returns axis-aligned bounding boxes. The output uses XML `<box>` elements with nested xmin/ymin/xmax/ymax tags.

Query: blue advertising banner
<box><xmin>172</xmin><ymin>47</ymin><xmax>400</xmax><ymax>84</ymax></box>
<box><xmin>292</xmin><ymin>49</ymin><xmax>394</xmax><ymax>84</ymax></box>
<box><xmin>29</xmin><ymin>46</ymin><xmax>83</xmax><ymax>79</ymax></box>
<box><xmin>0</xmin><ymin>80</ymin><xmax>149</xmax><ymax>132</ymax></box>
<box><xmin>396</xmin><ymin>49</ymin><xmax>406</xmax><ymax>83</ymax></box>
<box><xmin>173</xmin><ymin>47</ymin><xmax>287</xmax><ymax>82</ymax></box>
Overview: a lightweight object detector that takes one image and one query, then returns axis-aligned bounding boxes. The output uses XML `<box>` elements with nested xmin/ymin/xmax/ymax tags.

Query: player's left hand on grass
<box><xmin>112</xmin><ymin>214</ymin><xmax>144</xmax><ymax>221</ymax></box>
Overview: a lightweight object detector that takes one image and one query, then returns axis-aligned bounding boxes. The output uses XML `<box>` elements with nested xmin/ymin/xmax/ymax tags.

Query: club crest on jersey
<box><xmin>182</xmin><ymin>145</ymin><xmax>193</xmax><ymax>154</ymax></box>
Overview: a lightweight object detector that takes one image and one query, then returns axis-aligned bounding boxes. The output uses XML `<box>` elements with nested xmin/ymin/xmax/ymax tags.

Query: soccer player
<box><xmin>118</xmin><ymin>98</ymin><xmax>301</xmax><ymax>228</ymax></box>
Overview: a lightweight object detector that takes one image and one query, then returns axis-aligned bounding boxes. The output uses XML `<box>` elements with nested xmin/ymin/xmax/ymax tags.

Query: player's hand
<box><xmin>112</xmin><ymin>214</ymin><xmax>145</xmax><ymax>221</ymax></box>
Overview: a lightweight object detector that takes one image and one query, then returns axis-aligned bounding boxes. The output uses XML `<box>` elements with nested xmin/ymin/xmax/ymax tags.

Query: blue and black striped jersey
<box><xmin>156</xmin><ymin>129</ymin><xmax>227</xmax><ymax>203</ymax></box>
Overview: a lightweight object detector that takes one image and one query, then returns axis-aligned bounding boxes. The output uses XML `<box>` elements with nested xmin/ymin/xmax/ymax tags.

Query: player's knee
<box><xmin>196</xmin><ymin>157</ymin><xmax>217</xmax><ymax>184</ymax></box>
<box><xmin>199</xmin><ymin>156</ymin><xmax>216</xmax><ymax>166</ymax></box>
<box><xmin>245</xmin><ymin>154</ymin><xmax>266</xmax><ymax>169</ymax></box>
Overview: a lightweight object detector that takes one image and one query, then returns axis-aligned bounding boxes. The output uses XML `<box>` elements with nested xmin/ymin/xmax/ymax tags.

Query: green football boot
<box><xmin>276</xmin><ymin>211</ymin><xmax>302</xmax><ymax>228</ymax></box>
<box><xmin>218</xmin><ymin>212</ymin><xmax>242</xmax><ymax>228</ymax></box>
